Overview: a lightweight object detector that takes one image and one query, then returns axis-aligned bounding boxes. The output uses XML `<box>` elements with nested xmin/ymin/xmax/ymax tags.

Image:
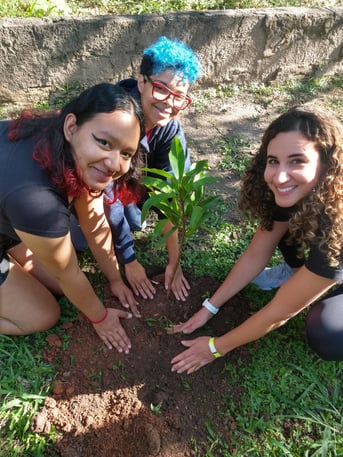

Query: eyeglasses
<box><xmin>144</xmin><ymin>75</ymin><xmax>192</xmax><ymax>111</ymax></box>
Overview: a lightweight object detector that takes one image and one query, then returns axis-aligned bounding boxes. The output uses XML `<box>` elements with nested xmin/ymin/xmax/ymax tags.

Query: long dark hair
<box><xmin>8</xmin><ymin>83</ymin><xmax>145</xmax><ymax>198</ymax></box>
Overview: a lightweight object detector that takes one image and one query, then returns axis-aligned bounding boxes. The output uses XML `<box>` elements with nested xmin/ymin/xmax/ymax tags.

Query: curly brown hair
<box><xmin>239</xmin><ymin>106</ymin><xmax>343</xmax><ymax>267</ymax></box>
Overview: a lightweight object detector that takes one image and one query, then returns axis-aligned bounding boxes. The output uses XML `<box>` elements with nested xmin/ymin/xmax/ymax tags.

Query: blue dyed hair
<box><xmin>140</xmin><ymin>36</ymin><xmax>201</xmax><ymax>84</ymax></box>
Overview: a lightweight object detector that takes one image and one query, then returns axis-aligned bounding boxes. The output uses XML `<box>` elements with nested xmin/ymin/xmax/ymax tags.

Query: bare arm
<box><xmin>215</xmin><ymin>268</ymin><xmax>335</xmax><ymax>355</ymax></box>
<box><xmin>164</xmin><ymin>220</ymin><xmax>190</xmax><ymax>301</ymax></box>
<box><xmin>171</xmin><ymin>267</ymin><xmax>336</xmax><ymax>374</ymax></box>
<box><xmin>170</xmin><ymin>221</ymin><xmax>289</xmax><ymax>334</ymax></box>
<box><xmin>74</xmin><ymin>192</ymin><xmax>139</xmax><ymax>315</ymax></box>
<box><xmin>15</xmin><ymin>228</ymin><xmax>133</xmax><ymax>352</ymax></box>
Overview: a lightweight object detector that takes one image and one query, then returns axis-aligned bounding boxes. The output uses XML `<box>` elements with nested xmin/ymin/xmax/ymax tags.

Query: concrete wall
<box><xmin>0</xmin><ymin>7</ymin><xmax>342</xmax><ymax>104</ymax></box>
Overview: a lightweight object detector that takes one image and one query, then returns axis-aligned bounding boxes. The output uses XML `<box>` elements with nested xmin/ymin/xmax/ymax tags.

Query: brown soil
<box><xmin>35</xmin><ymin>275</ymin><xmax>253</xmax><ymax>457</ymax></box>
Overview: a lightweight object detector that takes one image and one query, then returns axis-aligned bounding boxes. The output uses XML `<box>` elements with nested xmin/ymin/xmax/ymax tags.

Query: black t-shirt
<box><xmin>273</xmin><ymin>205</ymin><xmax>343</xmax><ymax>282</ymax></box>
<box><xmin>0</xmin><ymin>120</ymin><xmax>71</xmax><ymax>253</ymax></box>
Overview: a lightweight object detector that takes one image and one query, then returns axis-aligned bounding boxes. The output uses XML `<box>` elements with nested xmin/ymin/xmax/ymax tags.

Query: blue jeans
<box><xmin>103</xmin><ymin>200</ymin><xmax>143</xmax><ymax>264</ymax></box>
<box><xmin>70</xmin><ymin>214</ymin><xmax>88</xmax><ymax>251</ymax></box>
<box><xmin>70</xmin><ymin>200</ymin><xmax>143</xmax><ymax>265</ymax></box>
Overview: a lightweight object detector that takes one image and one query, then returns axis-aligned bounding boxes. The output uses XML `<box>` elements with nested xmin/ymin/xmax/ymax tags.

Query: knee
<box><xmin>36</xmin><ymin>306</ymin><xmax>61</xmax><ymax>332</ymax></box>
<box><xmin>0</xmin><ymin>305</ymin><xmax>60</xmax><ymax>335</ymax></box>
<box><xmin>306</xmin><ymin>301</ymin><xmax>343</xmax><ymax>361</ymax></box>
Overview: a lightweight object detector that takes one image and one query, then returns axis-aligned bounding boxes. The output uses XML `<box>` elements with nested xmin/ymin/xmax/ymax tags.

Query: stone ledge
<box><xmin>1</xmin><ymin>7</ymin><xmax>342</xmax><ymax>104</ymax></box>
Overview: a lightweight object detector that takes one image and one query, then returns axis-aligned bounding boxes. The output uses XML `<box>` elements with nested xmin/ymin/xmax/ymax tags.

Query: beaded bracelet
<box><xmin>86</xmin><ymin>308</ymin><xmax>109</xmax><ymax>324</ymax></box>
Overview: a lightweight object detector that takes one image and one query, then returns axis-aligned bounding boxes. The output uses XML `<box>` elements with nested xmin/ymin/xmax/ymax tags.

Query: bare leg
<box><xmin>8</xmin><ymin>242</ymin><xmax>63</xmax><ymax>295</ymax></box>
<box><xmin>0</xmin><ymin>257</ymin><xmax>60</xmax><ymax>335</ymax></box>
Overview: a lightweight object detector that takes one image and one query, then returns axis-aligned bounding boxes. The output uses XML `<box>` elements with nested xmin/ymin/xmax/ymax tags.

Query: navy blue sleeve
<box><xmin>103</xmin><ymin>186</ymin><xmax>136</xmax><ymax>265</ymax></box>
<box><xmin>148</xmin><ymin>118</ymin><xmax>190</xmax><ymax>173</ymax></box>
<box><xmin>112</xmin><ymin>215</ymin><xmax>136</xmax><ymax>265</ymax></box>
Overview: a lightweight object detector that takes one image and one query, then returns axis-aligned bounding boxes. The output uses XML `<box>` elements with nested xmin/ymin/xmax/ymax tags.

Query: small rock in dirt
<box><xmin>53</xmin><ymin>381</ymin><xmax>64</xmax><ymax>395</ymax></box>
<box><xmin>62</xmin><ymin>322</ymin><xmax>74</xmax><ymax>329</ymax></box>
<box><xmin>152</xmin><ymin>390</ymin><xmax>169</xmax><ymax>406</ymax></box>
<box><xmin>30</xmin><ymin>412</ymin><xmax>51</xmax><ymax>434</ymax></box>
<box><xmin>145</xmin><ymin>423</ymin><xmax>161</xmax><ymax>455</ymax></box>
<box><xmin>45</xmin><ymin>333</ymin><xmax>62</xmax><ymax>348</ymax></box>
<box><xmin>66</xmin><ymin>386</ymin><xmax>75</xmax><ymax>396</ymax></box>
<box><xmin>82</xmin><ymin>415</ymin><xmax>94</xmax><ymax>427</ymax></box>
<box><xmin>62</xmin><ymin>422</ymin><xmax>72</xmax><ymax>432</ymax></box>
<box><xmin>44</xmin><ymin>397</ymin><xmax>57</xmax><ymax>409</ymax></box>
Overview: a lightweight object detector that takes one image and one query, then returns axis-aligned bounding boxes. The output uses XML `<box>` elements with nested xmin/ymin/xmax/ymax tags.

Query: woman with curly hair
<box><xmin>170</xmin><ymin>106</ymin><xmax>343</xmax><ymax>373</ymax></box>
<box><xmin>0</xmin><ymin>83</ymin><xmax>145</xmax><ymax>354</ymax></box>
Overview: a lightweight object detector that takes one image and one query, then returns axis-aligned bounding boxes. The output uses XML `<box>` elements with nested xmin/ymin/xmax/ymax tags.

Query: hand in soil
<box><xmin>124</xmin><ymin>259</ymin><xmax>156</xmax><ymax>299</ymax></box>
<box><xmin>170</xmin><ymin>335</ymin><xmax>215</xmax><ymax>374</ymax></box>
<box><xmin>168</xmin><ymin>306</ymin><xmax>213</xmax><ymax>334</ymax></box>
<box><xmin>164</xmin><ymin>263</ymin><xmax>190</xmax><ymax>301</ymax></box>
<box><xmin>93</xmin><ymin>308</ymin><xmax>132</xmax><ymax>352</ymax></box>
<box><xmin>108</xmin><ymin>277</ymin><xmax>141</xmax><ymax>317</ymax></box>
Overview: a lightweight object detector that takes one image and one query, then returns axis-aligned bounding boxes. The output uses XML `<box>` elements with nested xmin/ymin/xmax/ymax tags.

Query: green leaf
<box><xmin>142</xmin><ymin>175</ymin><xmax>173</xmax><ymax>192</ymax></box>
<box><xmin>192</xmin><ymin>176</ymin><xmax>220</xmax><ymax>187</ymax></box>
<box><xmin>186</xmin><ymin>206</ymin><xmax>204</xmax><ymax>237</ymax></box>
<box><xmin>141</xmin><ymin>167</ymin><xmax>173</xmax><ymax>181</ymax></box>
<box><xmin>154</xmin><ymin>218</ymin><xmax>169</xmax><ymax>236</ymax></box>
<box><xmin>169</xmin><ymin>136</ymin><xmax>186</xmax><ymax>181</ymax></box>
<box><xmin>141</xmin><ymin>192</ymin><xmax>175</xmax><ymax>220</ymax></box>
<box><xmin>154</xmin><ymin>224</ymin><xmax>178</xmax><ymax>247</ymax></box>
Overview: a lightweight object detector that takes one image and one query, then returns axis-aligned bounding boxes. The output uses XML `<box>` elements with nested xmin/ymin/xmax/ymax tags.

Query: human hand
<box><xmin>165</xmin><ymin>263</ymin><xmax>190</xmax><ymax>301</ymax></box>
<box><xmin>168</xmin><ymin>306</ymin><xmax>213</xmax><ymax>334</ymax></box>
<box><xmin>109</xmin><ymin>278</ymin><xmax>141</xmax><ymax>318</ymax></box>
<box><xmin>93</xmin><ymin>308</ymin><xmax>132</xmax><ymax>353</ymax></box>
<box><xmin>171</xmin><ymin>336</ymin><xmax>215</xmax><ymax>374</ymax></box>
<box><xmin>124</xmin><ymin>260</ymin><xmax>156</xmax><ymax>299</ymax></box>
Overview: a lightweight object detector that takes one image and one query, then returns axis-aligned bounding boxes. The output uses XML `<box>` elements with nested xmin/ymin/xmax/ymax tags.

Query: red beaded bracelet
<box><xmin>85</xmin><ymin>308</ymin><xmax>109</xmax><ymax>324</ymax></box>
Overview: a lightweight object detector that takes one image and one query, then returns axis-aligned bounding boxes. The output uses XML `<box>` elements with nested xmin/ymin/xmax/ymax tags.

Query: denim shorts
<box><xmin>0</xmin><ymin>254</ymin><xmax>9</xmax><ymax>286</ymax></box>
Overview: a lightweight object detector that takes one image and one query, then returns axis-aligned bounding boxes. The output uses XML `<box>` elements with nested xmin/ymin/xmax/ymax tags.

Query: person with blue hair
<box><xmin>100</xmin><ymin>36</ymin><xmax>202</xmax><ymax>302</ymax></box>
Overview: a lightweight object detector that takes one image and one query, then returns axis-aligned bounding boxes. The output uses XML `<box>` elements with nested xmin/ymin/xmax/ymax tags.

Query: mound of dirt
<box><xmin>35</xmin><ymin>275</ymin><xmax>254</xmax><ymax>457</ymax></box>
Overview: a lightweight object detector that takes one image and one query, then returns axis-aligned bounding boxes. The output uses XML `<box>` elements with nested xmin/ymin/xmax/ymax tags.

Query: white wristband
<box><xmin>202</xmin><ymin>298</ymin><xmax>219</xmax><ymax>315</ymax></box>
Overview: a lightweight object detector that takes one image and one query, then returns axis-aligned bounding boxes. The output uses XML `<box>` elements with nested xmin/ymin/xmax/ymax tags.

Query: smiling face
<box><xmin>264</xmin><ymin>131</ymin><xmax>322</xmax><ymax>207</ymax></box>
<box><xmin>137</xmin><ymin>69</ymin><xmax>190</xmax><ymax>130</ymax></box>
<box><xmin>64</xmin><ymin>110</ymin><xmax>140</xmax><ymax>192</ymax></box>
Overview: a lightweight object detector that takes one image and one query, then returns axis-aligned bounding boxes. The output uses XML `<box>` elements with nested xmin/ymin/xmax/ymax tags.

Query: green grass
<box><xmin>0</xmin><ymin>335</ymin><xmax>57</xmax><ymax>456</ymax></box>
<box><xmin>205</xmin><ymin>318</ymin><xmax>343</xmax><ymax>456</ymax></box>
<box><xmin>0</xmin><ymin>75</ymin><xmax>343</xmax><ymax>455</ymax></box>
<box><xmin>0</xmin><ymin>0</ymin><xmax>342</xmax><ymax>18</ymax></box>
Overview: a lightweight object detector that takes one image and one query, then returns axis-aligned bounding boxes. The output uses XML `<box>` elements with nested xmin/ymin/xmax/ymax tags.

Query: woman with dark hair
<box><xmin>0</xmin><ymin>83</ymin><xmax>144</xmax><ymax>354</ymax></box>
<box><xmin>169</xmin><ymin>106</ymin><xmax>343</xmax><ymax>373</ymax></box>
